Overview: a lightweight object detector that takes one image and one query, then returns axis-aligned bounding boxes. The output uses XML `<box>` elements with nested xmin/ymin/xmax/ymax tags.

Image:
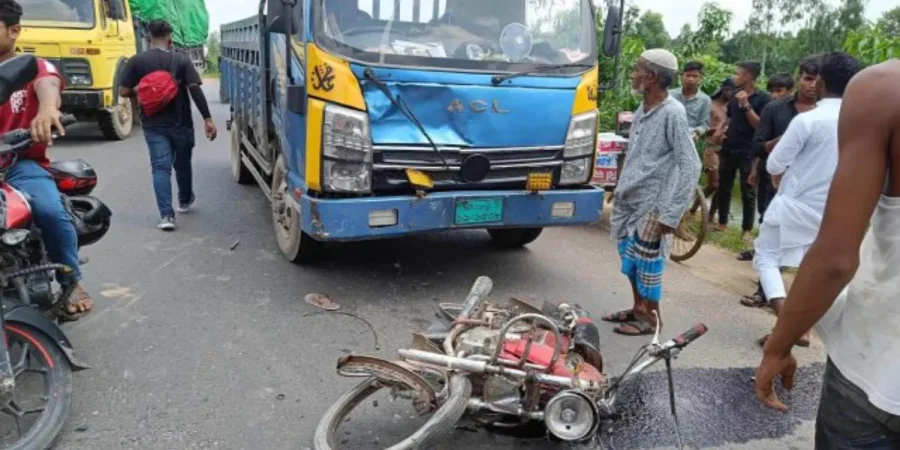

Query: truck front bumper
<box><xmin>61</xmin><ymin>90</ymin><xmax>104</xmax><ymax>110</ymax></box>
<box><xmin>298</xmin><ymin>187</ymin><xmax>605</xmax><ymax>242</ymax></box>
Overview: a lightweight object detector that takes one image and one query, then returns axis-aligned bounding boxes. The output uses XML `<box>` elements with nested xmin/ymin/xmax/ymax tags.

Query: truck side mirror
<box><xmin>602</xmin><ymin>5</ymin><xmax>622</xmax><ymax>57</ymax></box>
<box><xmin>107</xmin><ymin>0</ymin><xmax>126</xmax><ymax>21</ymax></box>
<box><xmin>0</xmin><ymin>55</ymin><xmax>38</xmax><ymax>105</ymax></box>
<box><xmin>267</xmin><ymin>0</ymin><xmax>302</xmax><ymax>35</ymax></box>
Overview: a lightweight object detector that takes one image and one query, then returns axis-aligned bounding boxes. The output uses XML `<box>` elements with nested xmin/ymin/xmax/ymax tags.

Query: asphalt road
<box><xmin>36</xmin><ymin>84</ymin><xmax>825</xmax><ymax>450</ymax></box>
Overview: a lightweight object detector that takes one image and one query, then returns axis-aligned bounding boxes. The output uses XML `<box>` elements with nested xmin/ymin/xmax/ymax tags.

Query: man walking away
<box><xmin>602</xmin><ymin>49</ymin><xmax>702</xmax><ymax>336</ymax></box>
<box><xmin>751</xmin><ymin>52</ymin><xmax>861</xmax><ymax>349</ymax></box>
<box><xmin>697</xmin><ymin>78</ymin><xmax>734</xmax><ymax>223</ymax></box>
<box><xmin>713</xmin><ymin>62</ymin><xmax>771</xmax><ymax>238</ymax></box>
<box><xmin>741</xmin><ymin>57</ymin><xmax>820</xmax><ymax>304</ymax></box>
<box><xmin>119</xmin><ymin>20</ymin><xmax>217</xmax><ymax>231</ymax></box>
<box><xmin>669</xmin><ymin>60</ymin><xmax>711</xmax><ymax>141</ymax></box>
<box><xmin>754</xmin><ymin>58</ymin><xmax>900</xmax><ymax>449</ymax></box>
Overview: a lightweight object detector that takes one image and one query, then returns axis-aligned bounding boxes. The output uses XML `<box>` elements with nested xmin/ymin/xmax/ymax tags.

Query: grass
<box><xmin>706</xmin><ymin>224</ymin><xmax>757</xmax><ymax>254</ymax></box>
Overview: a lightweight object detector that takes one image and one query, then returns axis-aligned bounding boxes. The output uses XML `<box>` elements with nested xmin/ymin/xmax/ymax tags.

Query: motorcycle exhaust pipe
<box><xmin>467</xmin><ymin>398</ymin><xmax>545</xmax><ymax>420</ymax></box>
<box><xmin>398</xmin><ymin>349</ymin><xmax>602</xmax><ymax>391</ymax></box>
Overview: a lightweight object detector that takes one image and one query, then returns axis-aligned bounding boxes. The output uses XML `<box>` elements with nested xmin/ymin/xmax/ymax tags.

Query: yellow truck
<box><xmin>16</xmin><ymin>0</ymin><xmax>209</xmax><ymax>140</ymax></box>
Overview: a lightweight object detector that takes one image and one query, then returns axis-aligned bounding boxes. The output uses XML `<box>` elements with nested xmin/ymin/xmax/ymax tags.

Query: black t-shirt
<box><xmin>120</xmin><ymin>49</ymin><xmax>202</xmax><ymax>129</ymax></box>
<box><xmin>753</xmin><ymin>95</ymin><xmax>800</xmax><ymax>160</ymax></box>
<box><xmin>724</xmin><ymin>89</ymin><xmax>771</xmax><ymax>157</ymax></box>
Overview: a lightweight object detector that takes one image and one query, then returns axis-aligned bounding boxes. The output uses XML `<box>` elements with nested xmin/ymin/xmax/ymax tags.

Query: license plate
<box><xmin>454</xmin><ymin>198</ymin><xmax>504</xmax><ymax>225</ymax></box>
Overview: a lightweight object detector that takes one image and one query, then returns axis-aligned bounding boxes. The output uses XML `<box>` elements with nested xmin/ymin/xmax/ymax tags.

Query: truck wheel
<box><xmin>230</xmin><ymin>123</ymin><xmax>253</xmax><ymax>184</ymax></box>
<box><xmin>488</xmin><ymin>228</ymin><xmax>543</xmax><ymax>248</ymax></box>
<box><xmin>98</xmin><ymin>96</ymin><xmax>134</xmax><ymax>140</ymax></box>
<box><xmin>271</xmin><ymin>154</ymin><xmax>322</xmax><ymax>264</ymax></box>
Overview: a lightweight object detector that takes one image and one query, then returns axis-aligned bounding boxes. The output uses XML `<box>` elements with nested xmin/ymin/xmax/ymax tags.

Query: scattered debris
<box><xmin>305</xmin><ymin>293</ymin><xmax>340</xmax><ymax>311</ymax></box>
<box><xmin>455</xmin><ymin>424</ymin><xmax>479</xmax><ymax>433</ymax></box>
<box><xmin>74</xmin><ymin>425</ymin><xmax>89</xmax><ymax>432</ymax></box>
<box><xmin>372</xmin><ymin>400</ymin><xmax>379</xmax><ymax>408</ymax></box>
<box><xmin>230</xmin><ymin>240</ymin><xmax>240</xmax><ymax>250</ymax></box>
<box><xmin>276</xmin><ymin>394</ymin><xmax>285</xmax><ymax>401</ymax></box>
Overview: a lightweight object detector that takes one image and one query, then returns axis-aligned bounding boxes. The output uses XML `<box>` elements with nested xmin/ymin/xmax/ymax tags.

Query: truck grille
<box><xmin>372</xmin><ymin>145</ymin><xmax>564</xmax><ymax>191</ymax></box>
<box><xmin>44</xmin><ymin>58</ymin><xmax>91</xmax><ymax>83</ymax></box>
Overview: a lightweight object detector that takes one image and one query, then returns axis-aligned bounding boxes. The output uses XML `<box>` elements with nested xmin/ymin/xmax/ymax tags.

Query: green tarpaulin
<box><xmin>129</xmin><ymin>0</ymin><xmax>209</xmax><ymax>47</ymax></box>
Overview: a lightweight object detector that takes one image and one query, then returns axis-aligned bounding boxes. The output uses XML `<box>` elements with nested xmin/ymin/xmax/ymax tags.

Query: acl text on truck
<box><xmin>220</xmin><ymin>0</ymin><xmax>623</xmax><ymax>264</ymax></box>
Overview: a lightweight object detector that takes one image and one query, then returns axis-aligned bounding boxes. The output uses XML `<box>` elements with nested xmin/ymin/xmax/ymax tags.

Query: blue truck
<box><xmin>219</xmin><ymin>0</ymin><xmax>622</xmax><ymax>263</ymax></box>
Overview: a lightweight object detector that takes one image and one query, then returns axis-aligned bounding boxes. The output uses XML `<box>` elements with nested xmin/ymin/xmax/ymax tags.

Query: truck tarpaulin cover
<box><xmin>129</xmin><ymin>0</ymin><xmax>209</xmax><ymax>47</ymax></box>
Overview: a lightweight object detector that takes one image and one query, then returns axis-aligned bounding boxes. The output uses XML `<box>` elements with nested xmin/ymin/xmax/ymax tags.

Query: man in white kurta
<box><xmin>752</xmin><ymin>96</ymin><xmax>843</xmax><ymax>347</ymax></box>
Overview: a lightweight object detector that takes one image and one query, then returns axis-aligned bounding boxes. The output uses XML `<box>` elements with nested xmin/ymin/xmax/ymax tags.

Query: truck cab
<box><xmin>221</xmin><ymin>0</ymin><xmax>621</xmax><ymax>263</ymax></box>
<box><xmin>17</xmin><ymin>0</ymin><xmax>137</xmax><ymax>140</ymax></box>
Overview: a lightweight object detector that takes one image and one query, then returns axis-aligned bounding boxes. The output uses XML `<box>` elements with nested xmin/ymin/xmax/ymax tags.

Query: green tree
<box><xmin>844</xmin><ymin>24</ymin><xmax>900</xmax><ymax>65</ymax></box>
<box><xmin>634</xmin><ymin>11</ymin><xmax>670</xmax><ymax>49</ymax></box>
<box><xmin>877</xmin><ymin>6</ymin><xmax>900</xmax><ymax>37</ymax></box>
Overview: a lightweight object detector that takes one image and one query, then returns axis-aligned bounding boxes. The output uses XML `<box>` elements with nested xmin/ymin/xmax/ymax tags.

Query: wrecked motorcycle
<box><xmin>314</xmin><ymin>276</ymin><xmax>708</xmax><ymax>449</ymax></box>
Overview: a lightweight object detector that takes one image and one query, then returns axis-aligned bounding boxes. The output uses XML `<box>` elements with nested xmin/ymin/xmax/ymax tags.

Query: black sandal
<box><xmin>602</xmin><ymin>309</ymin><xmax>636</xmax><ymax>323</ymax></box>
<box><xmin>740</xmin><ymin>293</ymin><xmax>769</xmax><ymax>308</ymax></box>
<box><xmin>613</xmin><ymin>318</ymin><xmax>657</xmax><ymax>336</ymax></box>
<box><xmin>737</xmin><ymin>250</ymin><xmax>755</xmax><ymax>261</ymax></box>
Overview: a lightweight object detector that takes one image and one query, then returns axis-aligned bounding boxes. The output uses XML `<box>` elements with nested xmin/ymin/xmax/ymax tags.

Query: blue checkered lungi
<box><xmin>617</xmin><ymin>215</ymin><xmax>667</xmax><ymax>302</ymax></box>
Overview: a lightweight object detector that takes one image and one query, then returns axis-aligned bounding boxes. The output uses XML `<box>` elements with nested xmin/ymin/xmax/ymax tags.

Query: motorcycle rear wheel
<box><xmin>0</xmin><ymin>323</ymin><xmax>72</xmax><ymax>450</ymax></box>
<box><xmin>313</xmin><ymin>373</ymin><xmax>471</xmax><ymax>450</ymax></box>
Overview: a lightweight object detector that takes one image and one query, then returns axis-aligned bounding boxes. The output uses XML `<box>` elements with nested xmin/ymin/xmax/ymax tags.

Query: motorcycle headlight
<box><xmin>322</xmin><ymin>104</ymin><xmax>372</xmax><ymax>193</ymax></box>
<box><xmin>1</xmin><ymin>229</ymin><xmax>29</xmax><ymax>246</ymax></box>
<box><xmin>560</xmin><ymin>110</ymin><xmax>598</xmax><ymax>186</ymax></box>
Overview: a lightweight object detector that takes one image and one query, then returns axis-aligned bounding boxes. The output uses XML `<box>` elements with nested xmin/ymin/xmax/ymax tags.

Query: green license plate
<box><xmin>455</xmin><ymin>198</ymin><xmax>504</xmax><ymax>225</ymax></box>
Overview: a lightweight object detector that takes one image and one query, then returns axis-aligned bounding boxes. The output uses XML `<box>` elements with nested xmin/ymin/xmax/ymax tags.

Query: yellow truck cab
<box><xmin>17</xmin><ymin>0</ymin><xmax>137</xmax><ymax>140</ymax></box>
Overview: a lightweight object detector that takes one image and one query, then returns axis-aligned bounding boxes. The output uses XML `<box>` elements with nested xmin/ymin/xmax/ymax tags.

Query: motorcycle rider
<box><xmin>0</xmin><ymin>0</ymin><xmax>93</xmax><ymax>319</ymax></box>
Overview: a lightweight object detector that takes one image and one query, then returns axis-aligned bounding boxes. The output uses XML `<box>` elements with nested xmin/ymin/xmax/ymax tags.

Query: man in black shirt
<box><xmin>713</xmin><ymin>61</ymin><xmax>771</xmax><ymax>238</ymax></box>
<box><xmin>119</xmin><ymin>20</ymin><xmax>217</xmax><ymax>231</ymax></box>
<box><xmin>741</xmin><ymin>55</ymin><xmax>820</xmax><ymax>307</ymax></box>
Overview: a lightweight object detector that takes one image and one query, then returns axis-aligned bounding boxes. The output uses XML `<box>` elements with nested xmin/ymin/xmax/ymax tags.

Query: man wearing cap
<box><xmin>603</xmin><ymin>49</ymin><xmax>702</xmax><ymax>336</ymax></box>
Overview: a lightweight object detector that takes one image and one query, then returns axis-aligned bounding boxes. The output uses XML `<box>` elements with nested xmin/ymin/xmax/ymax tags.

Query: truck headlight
<box><xmin>66</xmin><ymin>74</ymin><xmax>92</xmax><ymax>86</ymax></box>
<box><xmin>322</xmin><ymin>104</ymin><xmax>372</xmax><ymax>192</ymax></box>
<box><xmin>561</xmin><ymin>110</ymin><xmax>597</xmax><ymax>185</ymax></box>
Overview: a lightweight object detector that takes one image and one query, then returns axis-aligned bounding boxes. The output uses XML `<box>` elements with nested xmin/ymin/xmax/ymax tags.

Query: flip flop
<box><xmin>602</xmin><ymin>309</ymin><xmax>636</xmax><ymax>323</ymax></box>
<box><xmin>59</xmin><ymin>286</ymin><xmax>94</xmax><ymax>323</ymax></box>
<box><xmin>613</xmin><ymin>318</ymin><xmax>657</xmax><ymax>336</ymax></box>
<box><xmin>737</xmin><ymin>250</ymin><xmax>755</xmax><ymax>261</ymax></box>
<box><xmin>740</xmin><ymin>293</ymin><xmax>769</xmax><ymax>308</ymax></box>
<box><xmin>305</xmin><ymin>293</ymin><xmax>341</xmax><ymax>311</ymax></box>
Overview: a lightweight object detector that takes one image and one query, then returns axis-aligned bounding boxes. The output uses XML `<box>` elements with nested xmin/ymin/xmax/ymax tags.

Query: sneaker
<box><xmin>176</xmin><ymin>194</ymin><xmax>195</xmax><ymax>213</ymax></box>
<box><xmin>158</xmin><ymin>217</ymin><xmax>176</xmax><ymax>231</ymax></box>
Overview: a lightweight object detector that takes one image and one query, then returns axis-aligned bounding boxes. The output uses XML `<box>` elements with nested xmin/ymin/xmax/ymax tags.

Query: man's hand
<box><xmin>204</xmin><ymin>119</ymin><xmax>218</xmax><ymax>141</ymax></box>
<box><xmin>754</xmin><ymin>351</ymin><xmax>797</xmax><ymax>412</ymax></box>
<box><xmin>30</xmin><ymin>106</ymin><xmax>65</xmax><ymax>146</ymax></box>
<box><xmin>657</xmin><ymin>223</ymin><xmax>675</xmax><ymax>235</ymax></box>
<box><xmin>748</xmin><ymin>167</ymin><xmax>758</xmax><ymax>188</ymax></box>
<box><xmin>772</xmin><ymin>173</ymin><xmax>783</xmax><ymax>189</ymax></box>
<box><xmin>735</xmin><ymin>90</ymin><xmax>750</xmax><ymax>107</ymax></box>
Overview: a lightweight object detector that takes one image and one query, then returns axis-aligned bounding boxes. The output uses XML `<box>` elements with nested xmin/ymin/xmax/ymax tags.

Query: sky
<box><xmin>208</xmin><ymin>0</ymin><xmax>895</xmax><ymax>37</ymax></box>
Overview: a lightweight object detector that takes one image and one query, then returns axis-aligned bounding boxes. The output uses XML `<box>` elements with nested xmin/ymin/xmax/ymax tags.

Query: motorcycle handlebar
<box><xmin>0</xmin><ymin>114</ymin><xmax>77</xmax><ymax>153</ymax></box>
<box><xmin>459</xmin><ymin>276</ymin><xmax>493</xmax><ymax>320</ymax></box>
<box><xmin>661</xmin><ymin>323</ymin><xmax>708</xmax><ymax>351</ymax></box>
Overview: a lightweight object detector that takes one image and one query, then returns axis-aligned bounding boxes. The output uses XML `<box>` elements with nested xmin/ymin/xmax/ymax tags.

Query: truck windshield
<box><xmin>19</xmin><ymin>0</ymin><xmax>96</xmax><ymax>29</ymax></box>
<box><xmin>315</xmin><ymin>0</ymin><xmax>595</xmax><ymax>73</ymax></box>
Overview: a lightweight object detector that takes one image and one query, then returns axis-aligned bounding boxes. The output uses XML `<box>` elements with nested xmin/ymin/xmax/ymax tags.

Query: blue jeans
<box><xmin>6</xmin><ymin>159</ymin><xmax>81</xmax><ymax>285</ymax></box>
<box><xmin>143</xmin><ymin>126</ymin><xmax>195</xmax><ymax>218</ymax></box>
<box><xmin>816</xmin><ymin>359</ymin><xmax>900</xmax><ymax>449</ymax></box>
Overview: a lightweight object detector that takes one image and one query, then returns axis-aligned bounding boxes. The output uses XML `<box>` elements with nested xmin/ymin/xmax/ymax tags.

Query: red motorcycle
<box><xmin>0</xmin><ymin>54</ymin><xmax>111</xmax><ymax>450</ymax></box>
<box><xmin>314</xmin><ymin>276</ymin><xmax>707</xmax><ymax>449</ymax></box>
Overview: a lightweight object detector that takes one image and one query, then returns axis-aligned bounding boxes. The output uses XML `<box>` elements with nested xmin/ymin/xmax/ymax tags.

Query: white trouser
<box><xmin>753</xmin><ymin>223</ymin><xmax>810</xmax><ymax>300</ymax></box>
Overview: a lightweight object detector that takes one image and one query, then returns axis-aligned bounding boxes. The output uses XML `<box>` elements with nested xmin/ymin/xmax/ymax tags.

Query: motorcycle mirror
<box><xmin>0</xmin><ymin>55</ymin><xmax>38</xmax><ymax>105</ymax></box>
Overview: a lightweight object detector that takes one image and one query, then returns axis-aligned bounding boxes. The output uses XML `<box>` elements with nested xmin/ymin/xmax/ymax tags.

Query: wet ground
<box><xmin>35</xmin><ymin>83</ymin><xmax>826</xmax><ymax>450</ymax></box>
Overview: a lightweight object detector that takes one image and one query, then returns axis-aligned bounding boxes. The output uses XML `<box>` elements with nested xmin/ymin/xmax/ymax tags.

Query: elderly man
<box><xmin>602</xmin><ymin>49</ymin><xmax>702</xmax><ymax>336</ymax></box>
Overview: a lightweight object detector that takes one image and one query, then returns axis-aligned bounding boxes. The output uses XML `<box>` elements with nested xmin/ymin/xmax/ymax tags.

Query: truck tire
<box><xmin>488</xmin><ymin>228</ymin><xmax>543</xmax><ymax>248</ymax></box>
<box><xmin>271</xmin><ymin>154</ymin><xmax>322</xmax><ymax>264</ymax></box>
<box><xmin>230</xmin><ymin>123</ymin><xmax>253</xmax><ymax>184</ymax></box>
<box><xmin>98</xmin><ymin>96</ymin><xmax>134</xmax><ymax>140</ymax></box>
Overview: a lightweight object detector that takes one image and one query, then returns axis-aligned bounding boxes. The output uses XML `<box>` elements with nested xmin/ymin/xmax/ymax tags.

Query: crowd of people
<box><xmin>608</xmin><ymin>47</ymin><xmax>900</xmax><ymax>447</ymax></box>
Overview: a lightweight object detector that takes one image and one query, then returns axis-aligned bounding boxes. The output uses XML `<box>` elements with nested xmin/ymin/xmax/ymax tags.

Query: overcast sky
<box><xmin>209</xmin><ymin>0</ymin><xmax>895</xmax><ymax>37</ymax></box>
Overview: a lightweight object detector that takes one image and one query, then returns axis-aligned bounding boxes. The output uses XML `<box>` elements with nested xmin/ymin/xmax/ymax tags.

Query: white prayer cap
<box><xmin>640</xmin><ymin>49</ymin><xmax>678</xmax><ymax>71</ymax></box>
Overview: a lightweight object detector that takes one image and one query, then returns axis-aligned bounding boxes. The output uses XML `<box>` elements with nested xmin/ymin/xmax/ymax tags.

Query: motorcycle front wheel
<box><xmin>313</xmin><ymin>373</ymin><xmax>472</xmax><ymax>450</ymax></box>
<box><xmin>0</xmin><ymin>323</ymin><xmax>73</xmax><ymax>450</ymax></box>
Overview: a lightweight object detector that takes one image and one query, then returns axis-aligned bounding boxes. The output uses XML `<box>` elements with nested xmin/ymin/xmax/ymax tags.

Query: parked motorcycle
<box><xmin>314</xmin><ymin>276</ymin><xmax>708</xmax><ymax>449</ymax></box>
<box><xmin>0</xmin><ymin>54</ymin><xmax>112</xmax><ymax>450</ymax></box>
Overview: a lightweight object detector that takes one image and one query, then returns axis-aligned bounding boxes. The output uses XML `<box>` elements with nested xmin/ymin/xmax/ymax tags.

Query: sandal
<box><xmin>613</xmin><ymin>318</ymin><xmax>657</xmax><ymax>336</ymax></box>
<box><xmin>737</xmin><ymin>250</ymin><xmax>755</xmax><ymax>261</ymax></box>
<box><xmin>757</xmin><ymin>334</ymin><xmax>810</xmax><ymax>348</ymax></box>
<box><xmin>60</xmin><ymin>285</ymin><xmax>94</xmax><ymax>323</ymax></box>
<box><xmin>740</xmin><ymin>293</ymin><xmax>769</xmax><ymax>308</ymax></box>
<box><xmin>602</xmin><ymin>309</ymin><xmax>636</xmax><ymax>323</ymax></box>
